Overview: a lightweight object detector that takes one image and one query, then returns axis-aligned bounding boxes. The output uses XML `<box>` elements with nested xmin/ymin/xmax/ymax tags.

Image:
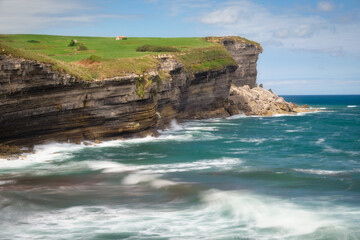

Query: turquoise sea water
<box><xmin>0</xmin><ymin>95</ymin><xmax>360</xmax><ymax>240</ymax></box>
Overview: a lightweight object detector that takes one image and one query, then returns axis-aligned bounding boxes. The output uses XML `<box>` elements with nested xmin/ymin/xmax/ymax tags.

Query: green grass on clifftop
<box><xmin>175</xmin><ymin>47</ymin><xmax>237</xmax><ymax>73</ymax></box>
<box><xmin>0</xmin><ymin>35</ymin><xmax>214</xmax><ymax>61</ymax></box>
<box><xmin>0</xmin><ymin>34</ymin><xmax>260</xmax><ymax>80</ymax></box>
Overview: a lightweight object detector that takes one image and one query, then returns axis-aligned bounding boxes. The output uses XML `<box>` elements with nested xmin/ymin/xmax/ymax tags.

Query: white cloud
<box><xmin>0</xmin><ymin>0</ymin><xmax>136</xmax><ymax>33</ymax></box>
<box><xmin>318</xmin><ymin>2</ymin><xmax>335</xmax><ymax>12</ymax></box>
<box><xmin>273</xmin><ymin>25</ymin><xmax>315</xmax><ymax>39</ymax></box>
<box><xmin>198</xmin><ymin>0</ymin><xmax>360</xmax><ymax>56</ymax></box>
<box><xmin>200</xmin><ymin>8</ymin><xmax>238</xmax><ymax>24</ymax></box>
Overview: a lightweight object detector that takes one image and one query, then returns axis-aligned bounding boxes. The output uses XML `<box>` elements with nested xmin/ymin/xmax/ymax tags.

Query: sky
<box><xmin>0</xmin><ymin>0</ymin><xmax>360</xmax><ymax>95</ymax></box>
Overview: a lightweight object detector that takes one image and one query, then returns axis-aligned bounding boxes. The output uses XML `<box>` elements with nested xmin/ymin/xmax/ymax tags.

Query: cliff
<box><xmin>0</xmin><ymin>53</ymin><xmax>237</xmax><ymax>146</ymax></box>
<box><xmin>0</xmin><ymin>36</ymin><xmax>276</xmax><ymax>150</ymax></box>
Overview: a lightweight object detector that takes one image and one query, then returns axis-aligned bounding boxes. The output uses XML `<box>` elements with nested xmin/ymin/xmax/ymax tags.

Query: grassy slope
<box><xmin>0</xmin><ymin>34</ymin><xmax>255</xmax><ymax>80</ymax></box>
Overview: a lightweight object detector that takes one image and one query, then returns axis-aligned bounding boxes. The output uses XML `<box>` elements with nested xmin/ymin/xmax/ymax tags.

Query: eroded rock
<box><xmin>226</xmin><ymin>85</ymin><xmax>311</xmax><ymax>116</ymax></box>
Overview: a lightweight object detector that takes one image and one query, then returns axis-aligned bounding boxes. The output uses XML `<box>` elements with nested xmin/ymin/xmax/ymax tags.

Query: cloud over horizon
<box><xmin>198</xmin><ymin>0</ymin><xmax>360</xmax><ymax>57</ymax></box>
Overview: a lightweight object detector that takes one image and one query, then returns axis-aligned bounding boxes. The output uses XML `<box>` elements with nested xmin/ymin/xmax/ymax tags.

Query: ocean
<box><xmin>0</xmin><ymin>95</ymin><xmax>359</xmax><ymax>240</ymax></box>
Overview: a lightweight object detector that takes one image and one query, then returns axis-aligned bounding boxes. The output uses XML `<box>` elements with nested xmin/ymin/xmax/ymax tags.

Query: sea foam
<box><xmin>2</xmin><ymin>189</ymin><xmax>348</xmax><ymax>239</ymax></box>
<box><xmin>138</xmin><ymin>157</ymin><xmax>243</xmax><ymax>173</ymax></box>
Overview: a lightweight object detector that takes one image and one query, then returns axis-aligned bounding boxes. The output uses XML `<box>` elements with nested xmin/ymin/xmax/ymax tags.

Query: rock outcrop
<box><xmin>221</xmin><ymin>39</ymin><xmax>262</xmax><ymax>88</ymax></box>
<box><xmin>226</xmin><ymin>85</ymin><xmax>310</xmax><ymax>116</ymax></box>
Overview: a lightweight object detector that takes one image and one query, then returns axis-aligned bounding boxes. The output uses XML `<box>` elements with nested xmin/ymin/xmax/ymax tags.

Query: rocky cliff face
<box><xmin>0</xmin><ymin>54</ymin><xmax>237</xmax><ymax>146</ymax></box>
<box><xmin>0</xmin><ymin>38</ymin><xmax>265</xmax><ymax>148</ymax></box>
<box><xmin>221</xmin><ymin>39</ymin><xmax>262</xmax><ymax>88</ymax></box>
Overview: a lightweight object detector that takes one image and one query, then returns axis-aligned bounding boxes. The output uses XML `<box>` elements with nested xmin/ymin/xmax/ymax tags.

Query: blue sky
<box><xmin>0</xmin><ymin>0</ymin><xmax>359</xmax><ymax>94</ymax></box>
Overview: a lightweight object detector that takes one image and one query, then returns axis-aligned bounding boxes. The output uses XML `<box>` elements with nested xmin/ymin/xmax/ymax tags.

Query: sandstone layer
<box><xmin>221</xmin><ymin>38</ymin><xmax>262</xmax><ymax>88</ymax></box>
<box><xmin>0</xmin><ymin>54</ymin><xmax>237</xmax><ymax>147</ymax></box>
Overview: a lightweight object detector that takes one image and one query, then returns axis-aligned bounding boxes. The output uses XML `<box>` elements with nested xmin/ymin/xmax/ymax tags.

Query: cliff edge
<box><xmin>0</xmin><ymin>35</ymin><xmax>307</xmax><ymax>153</ymax></box>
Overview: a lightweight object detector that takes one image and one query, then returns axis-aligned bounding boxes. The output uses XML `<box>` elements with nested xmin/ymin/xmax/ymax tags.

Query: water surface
<box><xmin>1</xmin><ymin>95</ymin><xmax>360</xmax><ymax>239</ymax></box>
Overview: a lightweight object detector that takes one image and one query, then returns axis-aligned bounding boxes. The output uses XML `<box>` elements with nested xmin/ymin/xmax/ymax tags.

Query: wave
<box><xmin>0</xmin><ymin>142</ymin><xmax>85</xmax><ymax>171</ymax></box>
<box><xmin>286</xmin><ymin>129</ymin><xmax>303</xmax><ymax>133</ymax></box>
<box><xmin>86</xmin><ymin>161</ymin><xmax>137</xmax><ymax>173</ymax></box>
<box><xmin>138</xmin><ymin>157</ymin><xmax>242</xmax><ymax>174</ymax></box>
<box><xmin>122</xmin><ymin>173</ymin><xmax>177</xmax><ymax>188</ymax></box>
<box><xmin>292</xmin><ymin>168</ymin><xmax>350</xmax><ymax>176</ymax></box>
<box><xmin>0</xmin><ymin>180</ymin><xmax>16</xmax><ymax>186</ymax></box>
<box><xmin>3</xmin><ymin>189</ymin><xmax>354</xmax><ymax>239</ymax></box>
<box><xmin>323</xmin><ymin>146</ymin><xmax>360</xmax><ymax>156</ymax></box>
<box><xmin>316</xmin><ymin>138</ymin><xmax>326</xmax><ymax>144</ymax></box>
<box><xmin>347</xmin><ymin>105</ymin><xmax>357</xmax><ymax>108</ymax></box>
<box><xmin>0</xmin><ymin>126</ymin><xmax>222</xmax><ymax>170</ymax></box>
<box><xmin>237</xmin><ymin>138</ymin><xmax>267</xmax><ymax>144</ymax></box>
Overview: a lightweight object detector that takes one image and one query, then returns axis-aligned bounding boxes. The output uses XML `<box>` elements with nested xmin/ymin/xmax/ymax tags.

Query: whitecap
<box><xmin>86</xmin><ymin>161</ymin><xmax>137</xmax><ymax>173</ymax></box>
<box><xmin>293</xmin><ymin>168</ymin><xmax>348</xmax><ymax>176</ymax></box>
<box><xmin>285</xmin><ymin>129</ymin><xmax>301</xmax><ymax>132</ymax></box>
<box><xmin>0</xmin><ymin>180</ymin><xmax>16</xmax><ymax>185</ymax></box>
<box><xmin>7</xmin><ymin>189</ymin><xmax>349</xmax><ymax>239</ymax></box>
<box><xmin>122</xmin><ymin>173</ymin><xmax>177</xmax><ymax>188</ymax></box>
<box><xmin>323</xmin><ymin>146</ymin><xmax>360</xmax><ymax>156</ymax></box>
<box><xmin>199</xmin><ymin>189</ymin><xmax>333</xmax><ymax>236</ymax></box>
<box><xmin>139</xmin><ymin>157</ymin><xmax>242</xmax><ymax>173</ymax></box>
<box><xmin>227</xmin><ymin>113</ymin><xmax>248</xmax><ymax>119</ymax></box>
<box><xmin>347</xmin><ymin>105</ymin><xmax>357</xmax><ymax>108</ymax></box>
<box><xmin>185</xmin><ymin>126</ymin><xmax>218</xmax><ymax>131</ymax></box>
<box><xmin>236</xmin><ymin>138</ymin><xmax>267</xmax><ymax>144</ymax></box>
<box><xmin>316</xmin><ymin>138</ymin><xmax>325</xmax><ymax>144</ymax></box>
<box><xmin>0</xmin><ymin>142</ymin><xmax>84</xmax><ymax>170</ymax></box>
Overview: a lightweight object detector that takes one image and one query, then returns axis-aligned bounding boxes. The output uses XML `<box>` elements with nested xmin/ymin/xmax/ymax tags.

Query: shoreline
<box><xmin>0</xmin><ymin>109</ymin><xmax>321</xmax><ymax>160</ymax></box>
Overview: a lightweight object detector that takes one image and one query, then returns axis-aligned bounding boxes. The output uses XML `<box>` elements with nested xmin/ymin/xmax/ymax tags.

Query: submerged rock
<box><xmin>226</xmin><ymin>85</ymin><xmax>311</xmax><ymax>116</ymax></box>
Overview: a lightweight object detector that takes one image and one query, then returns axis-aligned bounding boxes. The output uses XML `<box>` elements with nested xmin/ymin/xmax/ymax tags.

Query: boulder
<box><xmin>226</xmin><ymin>85</ymin><xmax>312</xmax><ymax>116</ymax></box>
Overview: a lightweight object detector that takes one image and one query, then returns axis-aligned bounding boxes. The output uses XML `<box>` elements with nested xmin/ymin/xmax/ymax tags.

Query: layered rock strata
<box><xmin>221</xmin><ymin>39</ymin><xmax>262</xmax><ymax>88</ymax></box>
<box><xmin>0</xmin><ymin>55</ymin><xmax>237</xmax><ymax>146</ymax></box>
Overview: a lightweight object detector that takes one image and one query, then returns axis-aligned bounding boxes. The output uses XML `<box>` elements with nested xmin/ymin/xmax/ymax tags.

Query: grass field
<box><xmin>0</xmin><ymin>34</ymin><xmax>215</xmax><ymax>61</ymax></box>
<box><xmin>0</xmin><ymin>34</ymin><xmax>253</xmax><ymax>80</ymax></box>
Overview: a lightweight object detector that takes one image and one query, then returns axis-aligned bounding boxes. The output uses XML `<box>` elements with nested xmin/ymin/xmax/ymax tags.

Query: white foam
<box><xmin>122</xmin><ymin>173</ymin><xmax>177</xmax><ymax>188</ymax></box>
<box><xmin>286</xmin><ymin>129</ymin><xmax>300</xmax><ymax>132</ymax></box>
<box><xmin>169</xmin><ymin>119</ymin><xmax>183</xmax><ymax>131</ymax></box>
<box><xmin>199</xmin><ymin>190</ymin><xmax>337</xmax><ymax>237</ymax></box>
<box><xmin>86</xmin><ymin>161</ymin><xmax>136</xmax><ymax>173</ymax></box>
<box><xmin>347</xmin><ymin>105</ymin><xmax>357</xmax><ymax>108</ymax></box>
<box><xmin>227</xmin><ymin>113</ymin><xmax>248</xmax><ymax>119</ymax></box>
<box><xmin>7</xmin><ymin>189</ymin><xmax>348</xmax><ymax>239</ymax></box>
<box><xmin>0</xmin><ymin>142</ymin><xmax>83</xmax><ymax>170</ymax></box>
<box><xmin>323</xmin><ymin>146</ymin><xmax>360</xmax><ymax>156</ymax></box>
<box><xmin>237</xmin><ymin>138</ymin><xmax>267</xmax><ymax>144</ymax></box>
<box><xmin>316</xmin><ymin>138</ymin><xmax>325</xmax><ymax>144</ymax></box>
<box><xmin>139</xmin><ymin>157</ymin><xmax>242</xmax><ymax>173</ymax></box>
<box><xmin>0</xmin><ymin>180</ymin><xmax>16</xmax><ymax>185</ymax></box>
<box><xmin>185</xmin><ymin>126</ymin><xmax>218</xmax><ymax>131</ymax></box>
<box><xmin>293</xmin><ymin>168</ymin><xmax>348</xmax><ymax>176</ymax></box>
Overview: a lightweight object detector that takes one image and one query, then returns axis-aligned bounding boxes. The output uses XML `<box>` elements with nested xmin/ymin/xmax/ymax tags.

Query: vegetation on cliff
<box><xmin>175</xmin><ymin>46</ymin><xmax>237</xmax><ymax>73</ymax></box>
<box><xmin>204</xmin><ymin>36</ymin><xmax>263</xmax><ymax>51</ymax></box>
<box><xmin>0</xmin><ymin>34</ymin><xmax>260</xmax><ymax>80</ymax></box>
